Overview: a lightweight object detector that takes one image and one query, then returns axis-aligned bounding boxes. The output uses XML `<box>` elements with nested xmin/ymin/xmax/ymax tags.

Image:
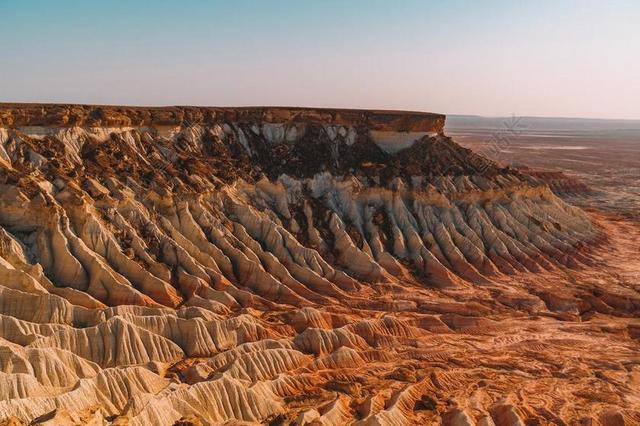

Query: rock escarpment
<box><xmin>0</xmin><ymin>104</ymin><xmax>638</xmax><ymax>426</ymax></box>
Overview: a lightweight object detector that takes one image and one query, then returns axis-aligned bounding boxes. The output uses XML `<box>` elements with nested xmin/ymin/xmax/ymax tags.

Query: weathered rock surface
<box><xmin>0</xmin><ymin>104</ymin><xmax>638</xmax><ymax>425</ymax></box>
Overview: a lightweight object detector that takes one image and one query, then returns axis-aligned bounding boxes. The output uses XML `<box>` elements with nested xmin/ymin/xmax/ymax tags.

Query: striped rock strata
<box><xmin>0</xmin><ymin>104</ymin><xmax>637</xmax><ymax>426</ymax></box>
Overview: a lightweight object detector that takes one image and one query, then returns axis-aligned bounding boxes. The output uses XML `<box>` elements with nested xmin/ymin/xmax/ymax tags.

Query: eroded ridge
<box><xmin>0</xmin><ymin>104</ymin><xmax>638</xmax><ymax>426</ymax></box>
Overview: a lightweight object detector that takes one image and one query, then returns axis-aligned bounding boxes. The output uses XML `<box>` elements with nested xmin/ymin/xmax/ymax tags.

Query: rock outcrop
<box><xmin>0</xmin><ymin>104</ymin><xmax>638</xmax><ymax>425</ymax></box>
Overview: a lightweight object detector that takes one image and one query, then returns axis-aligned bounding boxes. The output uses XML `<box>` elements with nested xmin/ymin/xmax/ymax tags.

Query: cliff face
<box><xmin>0</xmin><ymin>103</ymin><xmax>445</xmax><ymax>130</ymax></box>
<box><xmin>0</xmin><ymin>104</ymin><xmax>460</xmax><ymax>183</ymax></box>
<box><xmin>0</xmin><ymin>104</ymin><xmax>637</xmax><ymax>426</ymax></box>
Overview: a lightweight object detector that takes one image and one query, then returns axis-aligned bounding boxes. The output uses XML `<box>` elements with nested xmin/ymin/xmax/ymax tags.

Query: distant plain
<box><xmin>447</xmin><ymin>116</ymin><xmax>640</xmax><ymax>219</ymax></box>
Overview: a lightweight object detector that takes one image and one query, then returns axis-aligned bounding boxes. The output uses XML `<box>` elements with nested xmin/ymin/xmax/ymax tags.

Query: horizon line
<box><xmin>1</xmin><ymin>100</ymin><xmax>639</xmax><ymax>122</ymax></box>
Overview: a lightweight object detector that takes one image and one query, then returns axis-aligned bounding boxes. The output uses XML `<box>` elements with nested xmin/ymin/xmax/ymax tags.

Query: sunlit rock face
<box><xmin>0</xmin><ymin>104</ymin><xmax>638</xmax><ymax>426</ymax></box>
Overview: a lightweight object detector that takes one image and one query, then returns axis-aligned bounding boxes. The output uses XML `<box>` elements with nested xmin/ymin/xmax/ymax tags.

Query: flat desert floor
<box><xmin>441</xmin><ymin>117</ymin><xmax>640</xmax><ymax>425</ymax></box>
<box><xmin>447</xmin><ymin>117</ymin><xmax>640</xmax><ymax>219</ymax></box>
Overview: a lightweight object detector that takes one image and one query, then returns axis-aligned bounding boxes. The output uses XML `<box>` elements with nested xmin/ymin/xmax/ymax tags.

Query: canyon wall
<box><xmin>0</xmin><ymin>104</ymin><xmax>637</xmax><ymax>425</ymax></box>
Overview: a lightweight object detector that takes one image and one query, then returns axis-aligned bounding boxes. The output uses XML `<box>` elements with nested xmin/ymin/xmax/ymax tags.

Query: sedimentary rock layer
<box><xmin>0</xmin><ymin>104</ymin><xmax>637</xmax><ymax>425</ymax></box>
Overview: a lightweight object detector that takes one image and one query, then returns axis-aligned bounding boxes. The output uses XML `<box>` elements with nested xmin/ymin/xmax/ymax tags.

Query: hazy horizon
<box><xmin>3</xmin><ymin>100</ymin><xmax>639</xmax><ymax>124</ymax></box>
<box><xmin>1</xmin><ymin>0</ymin><xmax>639</xmax><ymax>120</ymax></box>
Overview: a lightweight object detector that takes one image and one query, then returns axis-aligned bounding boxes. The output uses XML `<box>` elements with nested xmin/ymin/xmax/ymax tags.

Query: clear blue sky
<box><xmin>1</xmin><ymin>0</ymin><xmax>638</xmax><ymax>119</ymax></box>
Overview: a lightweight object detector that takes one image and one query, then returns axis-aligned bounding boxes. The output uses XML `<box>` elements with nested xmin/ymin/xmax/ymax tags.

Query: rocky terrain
<box><xmin>0</xmin><ymin>104</ymin><xmax>638</xmax><ymax>426</ymax></box>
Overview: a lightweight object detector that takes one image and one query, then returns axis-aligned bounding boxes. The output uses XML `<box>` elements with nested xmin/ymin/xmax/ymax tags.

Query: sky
<box><xmin>1</xmin><ymin>0</ymin><xmax>639</xmax><ymax>119</ymax></box>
